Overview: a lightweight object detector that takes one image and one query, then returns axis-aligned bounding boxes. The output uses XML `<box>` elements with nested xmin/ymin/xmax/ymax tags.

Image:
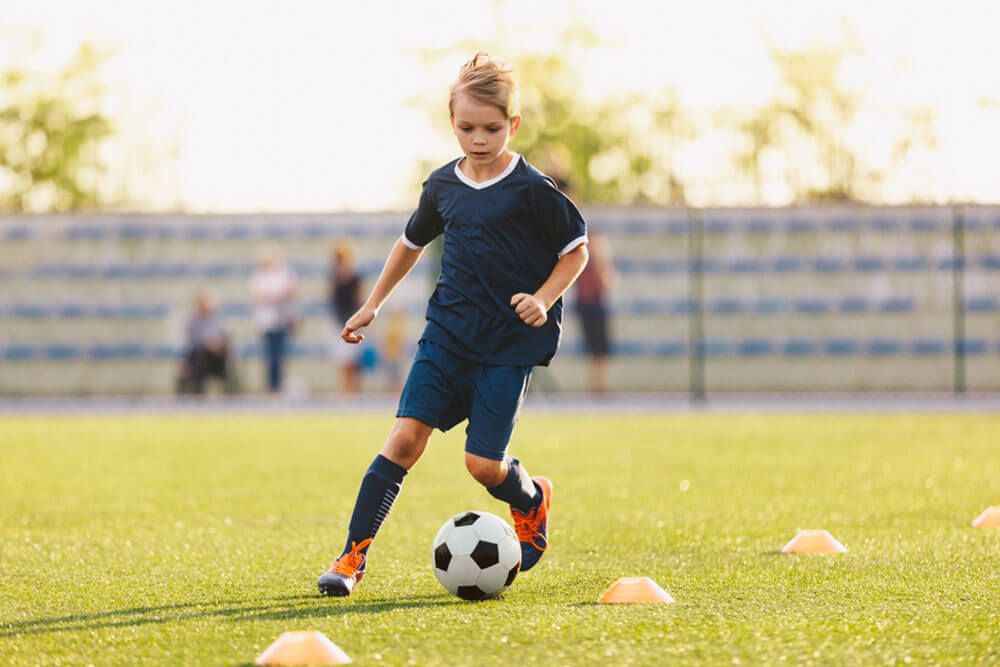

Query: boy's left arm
<box><xmin>511</xmin><ymin>244</ymin><xmax>590</xmax><ymax>328</ymax></box>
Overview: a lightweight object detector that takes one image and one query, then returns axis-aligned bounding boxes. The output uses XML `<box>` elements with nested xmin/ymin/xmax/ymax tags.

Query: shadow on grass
<box><xmin>0</xmin><ymin>593</ymin><xmax>452</xmax><ymax>638</ymax></box>
<box><xmin>234</xmin><ymin>593</ymin><xmax>454</xmax><ymax>623</ymax></box>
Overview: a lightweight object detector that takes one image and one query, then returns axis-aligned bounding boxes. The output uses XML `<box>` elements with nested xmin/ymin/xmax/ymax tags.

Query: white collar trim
<box><xmin>454</xmin><ymin>153</ymin><xmax>521</xmax><ymax>190</ymax></box>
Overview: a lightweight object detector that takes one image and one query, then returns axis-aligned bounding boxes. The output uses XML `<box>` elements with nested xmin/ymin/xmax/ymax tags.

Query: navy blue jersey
<box><xmin>403</xmin><ymin>154</ymin><xmax>587</xmax><ymax>367</ymax></box>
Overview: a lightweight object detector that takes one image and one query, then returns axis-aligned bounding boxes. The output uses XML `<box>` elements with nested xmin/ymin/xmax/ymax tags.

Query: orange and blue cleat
<box><xmin>318</xmin><ymin>538</ymin><xmax>372</xmax><ymax>597</ymax></box>
<box><xmin>510</xmin><ymin>476</ymin><xmax>552</xmax><ymax>571</ymax></box>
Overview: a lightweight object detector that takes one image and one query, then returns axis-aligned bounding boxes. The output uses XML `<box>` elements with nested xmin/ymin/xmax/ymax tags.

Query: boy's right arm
<box><xmin>341</xmin><ymin>238</ymin><xmax>424</xmax><ymax>343</ymax></box>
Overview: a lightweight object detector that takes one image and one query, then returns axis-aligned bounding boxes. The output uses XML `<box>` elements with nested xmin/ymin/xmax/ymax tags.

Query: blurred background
<box><xmin>1</xmin><ymin>0</ymin><xmax>998</xmax><ymax>397</ymax></box>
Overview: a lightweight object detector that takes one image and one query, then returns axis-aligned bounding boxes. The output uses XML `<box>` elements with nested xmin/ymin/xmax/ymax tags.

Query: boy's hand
<box><xmin>510</xmin><ymin>293</ymin><xmax>548</xmax><ymax>328</ymax></box>
<box><xmin>341</xmin><ymin>305</ymin><xmax>378</xmax><ymax>343</ymax></box>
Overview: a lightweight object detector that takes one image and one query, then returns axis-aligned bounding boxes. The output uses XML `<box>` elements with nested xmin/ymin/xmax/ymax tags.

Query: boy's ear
<box><xmin>509</xmin><ymin>115</ymin><xmax>521</xmax><ymax>136</ymax></box>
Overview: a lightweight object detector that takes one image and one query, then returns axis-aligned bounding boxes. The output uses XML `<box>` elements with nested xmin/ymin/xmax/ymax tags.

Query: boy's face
<box><xmin>450</xmin><ymin>93</ymin><xmax>520</xmax><ymax>167</ymax></box>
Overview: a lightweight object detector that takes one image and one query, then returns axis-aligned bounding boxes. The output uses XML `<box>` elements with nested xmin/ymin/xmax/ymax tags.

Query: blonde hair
<box><xmin>448</xmin><ymin>52</ymin><xmax>520</xmax><ymax>119</ymax></box>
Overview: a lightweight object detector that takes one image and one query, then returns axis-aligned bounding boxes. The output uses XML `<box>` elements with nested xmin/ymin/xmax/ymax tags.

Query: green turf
<box><xmin>1</xmin><ymin>413</ymin><xmax>999</xmax><ymax>665</ymax></box>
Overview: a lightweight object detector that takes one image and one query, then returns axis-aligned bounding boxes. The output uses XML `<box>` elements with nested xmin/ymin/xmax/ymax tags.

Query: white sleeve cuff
<box><xmin>400</xmin><ymin>233</ymin><xmax>423</xmax><ymax>250</ymax></box>
<box><xmin>557</xmin><ymin>235</ymin><xmax>588</xmax><ymax>258</ymax></box>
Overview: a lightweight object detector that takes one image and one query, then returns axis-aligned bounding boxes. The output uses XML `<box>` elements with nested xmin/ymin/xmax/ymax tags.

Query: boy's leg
<box><xmin>475</xmin><ymin>453</ymin><xmax>551</xmax><ymax>572</ymax></box>
<box><xmin>468</xmin><ymin>454</ymin><xmax>539</xmax><ymax>513</ymax></box>
<box><xmin>465</xmin><ymin>365</ymin><xmax>553</xmax><ymax>572</ymax></box>
<box><xmin>342</xmin><ymin>418</ymin><xmax>432</xmax><ymax>554</ymax></box>
<box><xmin>318</xmin><ymin>418</ymin><xmax>431</xmax><ymax>597</ymax></box>
<box><xmin>342</xmin><ymin>417</ymin><xmax>432</xmax><ymax>554</ymax></box>
<box><xmin>319</xmin><ymin>340</ymin><xmax>470</xmax><ymax>597</ymax></box>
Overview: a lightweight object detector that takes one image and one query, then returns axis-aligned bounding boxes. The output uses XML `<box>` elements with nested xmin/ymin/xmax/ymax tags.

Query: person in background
<box><xmin>249</xmin><ymin>245</ymin><xmax>298</xmax><ymax>393</ymax></box>
<box><xmin>574</xmin><ymin>230</ymin><xmax>615</xmax><ymax>394</ymax></box>
<box><xmin>542</xmin><ymin>165</ymin><xmax>616</xmax><ymax>395</ymax></box>
<box><xmin>177</xmin><ymin>291</ymin><xmax>234</xmax><ymax>394</ymax></box>
<box><xmin>380</xmin><ymin>309</ymin><xmax>407</xmax><ymax>393</ymax></box>
<box><xmin>328</xmin><ymin>240</ymin><xmax>363</xmax><ymax>393</ymax></box>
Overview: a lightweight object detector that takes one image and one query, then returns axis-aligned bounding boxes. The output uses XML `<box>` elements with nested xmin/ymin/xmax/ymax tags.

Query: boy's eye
<box><xmin>488</xmin><ymin>128</ymin><xmax>501</xmax><ymax>133</ymax></box>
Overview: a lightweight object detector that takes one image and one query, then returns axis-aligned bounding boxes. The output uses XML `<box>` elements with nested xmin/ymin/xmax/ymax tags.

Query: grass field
<box><xmin>2</xmin><ymin>413</ymin><xmax>999</xmax><ymax>665</ymax></box>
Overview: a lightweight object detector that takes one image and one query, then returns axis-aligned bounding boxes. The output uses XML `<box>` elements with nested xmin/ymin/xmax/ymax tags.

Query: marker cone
<box><xmin>255</xmin><ymin>631</ymin><xmax>351</xmax><ymax>665</ymax></box>
<box><xmin>598</xmin><ymin>577</ymin><xmax>674</xmax><ymax>604</ymax></box>
<box><xmin>972</xmin><ymin>506</ymin><xmax>1000</xmax><ymax>528</ymax></box>
<box><xmin>782</xmin><ymin>529</ymin><xmax>847</xmax><ymax>554</ymax></box>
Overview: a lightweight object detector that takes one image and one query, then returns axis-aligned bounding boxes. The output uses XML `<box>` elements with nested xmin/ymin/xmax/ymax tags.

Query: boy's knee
<box><xmin>465</xmin><ymin>453</ymin><xmax>506</xmax><ymax>487</ymax></box>
<box><xmin>382</xmin><ymin>418</ymin><xmax>432</xmax><ymax>468</ymax></box>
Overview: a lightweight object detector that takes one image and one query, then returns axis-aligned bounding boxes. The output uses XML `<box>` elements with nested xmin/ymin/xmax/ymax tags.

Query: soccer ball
<box><xmin>432</xmin><ymin>510</ymin><xmax>521</xmax><ymax>600</ymax></box>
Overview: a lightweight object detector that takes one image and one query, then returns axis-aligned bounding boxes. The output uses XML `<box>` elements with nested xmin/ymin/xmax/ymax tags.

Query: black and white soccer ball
<box><xmin>432</xmin><ymin>510</ymin><xmax>521</xmax><ymax>600</ymax></box>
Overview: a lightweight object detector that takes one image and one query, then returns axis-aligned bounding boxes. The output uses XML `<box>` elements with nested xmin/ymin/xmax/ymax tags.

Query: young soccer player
<box><xmin>318</xmin><ymin>53</ymin><xmax>589</xmax><ymax>597</ymax></box>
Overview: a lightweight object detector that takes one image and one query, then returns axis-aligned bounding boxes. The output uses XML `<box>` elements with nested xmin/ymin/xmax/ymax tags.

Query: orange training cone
<box><xmin>782</xmin><ymin>529</ymin><xmax>847</xmax><ymax>554</ymax></box>
<box><xmin>598</xmin><ymin>577</ymin><xmax>674</xmax><ymax>604</ymax></box>
<box><xmin>255</xmin><ymin>631</ymin><xmax>351</xmax><ymax>665</ymax></box>
<box><xmin>972</xmin><ymin>506</ymin><xmax>1000</xmax><ymax>528</ymax></box>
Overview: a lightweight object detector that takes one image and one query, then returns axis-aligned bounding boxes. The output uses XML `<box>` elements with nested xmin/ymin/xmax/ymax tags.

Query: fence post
<box><xmin>952</xmin><ymin>205</ymin><xmax>966</xmax><ymax>395</ymax></box>
<box><xmin>688</xmin><ymin>208</ymin><xmax>705</xmax><ymax>403</ymax></box>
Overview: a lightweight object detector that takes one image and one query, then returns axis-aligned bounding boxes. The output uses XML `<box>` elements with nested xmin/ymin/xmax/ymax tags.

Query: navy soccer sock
<box><xmin>487</xmin><ymin>456</ymin><xmax>541</xmax><ymax>514</ymax></box>
<box><xmin>341</xmin><ymin>454</ymin><xmax>408</xmax><ymax>558</ymax></box>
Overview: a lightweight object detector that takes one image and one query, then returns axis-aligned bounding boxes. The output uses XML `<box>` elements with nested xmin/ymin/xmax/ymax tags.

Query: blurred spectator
<box><xmin>250</xmin><ymin>245</ymin><xmax>298</xmax><ymax>393</ymax></box>
<box><xmin>542</xmin><ymin>163</ymin><xmax>616</xmax><ymax>394</ymax></box>
<box><xmin>381</xmin><ymin>309</ymin><xmax>407</xmax><ymax>392</ymax></box>
<box><xmin>328</xmin><ymin>240</ymin><xmax>363</xmax><ymax>393</ymax></box>
<box><xmin>575</xmin><ymin>231</ymin><xmax>616</xmax><ymax>394</ymax></box>
<box><xmin>176</xmin><ymin>291</ymin><xmax>237</xmax><ymax>394</ymax></box>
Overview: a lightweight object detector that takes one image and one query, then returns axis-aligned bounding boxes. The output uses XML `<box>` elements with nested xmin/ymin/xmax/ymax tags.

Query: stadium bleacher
<box><xmin>1</xmin><ymin>206</ymin><xmax>998</xmax><ymax>394</ymax></box>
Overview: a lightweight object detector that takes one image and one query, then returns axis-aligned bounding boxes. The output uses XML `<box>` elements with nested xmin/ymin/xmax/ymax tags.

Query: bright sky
<box><xmin>2</xmin><ymin>0</ymin><xmax>999</xmax><ymax>211</ymax></box>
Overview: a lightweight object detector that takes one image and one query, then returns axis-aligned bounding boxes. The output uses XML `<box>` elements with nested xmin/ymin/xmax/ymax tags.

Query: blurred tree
<box><xmin>511</xmin><ymin>52</ymin><xmax>691</xmax><ymax>204</ymax></box>
<box><xmin>0</xmin><ymin>44</ymin><xmax>115</xmax><ymax>212</ymax></box>
<box><xmin>733</xmin><ymin>38</ymin><xmax>937</xmax><ymax>203</ymax></box>
<box><xmin>411</xmin><ymin>25</ymin><xmax>693</xmax><ymax>205</ymax></box>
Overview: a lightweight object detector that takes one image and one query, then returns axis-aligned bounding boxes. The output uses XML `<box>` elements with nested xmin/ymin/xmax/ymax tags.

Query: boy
<box><xmin>319</xmin><ymin>53</ymin><xmax>588</xmax><ymax>597</ymax></box>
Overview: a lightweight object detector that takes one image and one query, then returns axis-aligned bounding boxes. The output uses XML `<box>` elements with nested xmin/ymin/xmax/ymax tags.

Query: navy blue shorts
<box><xmin>396</xmin><ymin>339</ymin><xmax>532</xmax><ymax>461</ymax></box>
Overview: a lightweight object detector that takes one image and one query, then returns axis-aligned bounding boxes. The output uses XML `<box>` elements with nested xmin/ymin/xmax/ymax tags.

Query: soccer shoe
<box><xmin>510</xmin><ymin>476</ymin><xmax>552</xmax><ymax>572</ymax></box>
<box><xmin>317</xmin><ymin>538</ymin><xmax>372</xmax><ymax>597</ymax></box>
